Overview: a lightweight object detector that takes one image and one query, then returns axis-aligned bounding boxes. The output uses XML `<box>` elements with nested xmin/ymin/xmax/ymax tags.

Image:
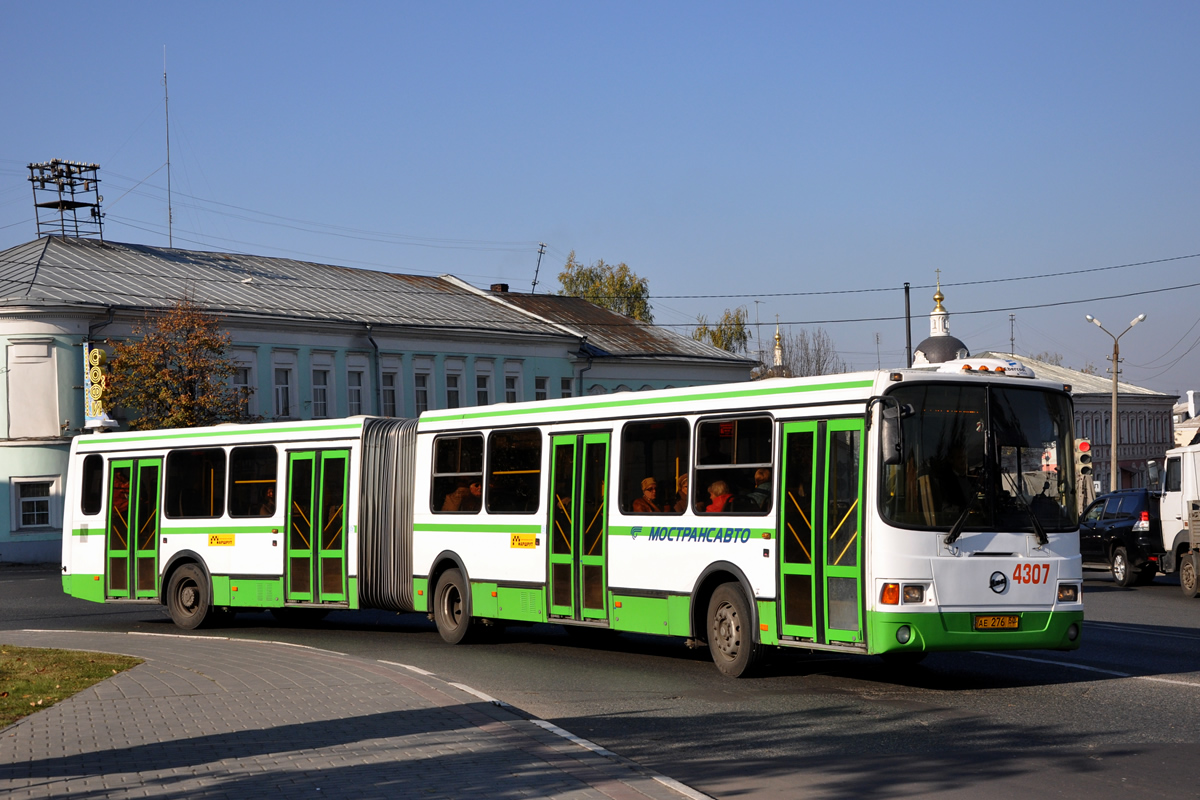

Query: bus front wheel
<box><xmin>166</xmin><ymin>564</ymin><xmax>211</xmax><ymax>630</ymax></box>
<box><xmin>707</xmin><ymin>583</ymin><xmax>761</xmax><ymax>678</ymax></box>
<box><xmin>433</xmin><ymin>568</ymin><xmax>473</xmax><ymax>644</ymax></box>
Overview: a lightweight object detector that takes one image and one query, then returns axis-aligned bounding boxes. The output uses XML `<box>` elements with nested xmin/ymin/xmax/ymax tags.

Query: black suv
<box><xmin>1079</xmin><ymin>489</ymin><xmax>1164</xmax><ymax>586</ymax></box>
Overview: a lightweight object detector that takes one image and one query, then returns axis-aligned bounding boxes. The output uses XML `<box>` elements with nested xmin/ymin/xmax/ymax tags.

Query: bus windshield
<box><xmin>880</xmin><ymin>383</ymin><xmax>1076</xmax><ymax>533</ymax></box>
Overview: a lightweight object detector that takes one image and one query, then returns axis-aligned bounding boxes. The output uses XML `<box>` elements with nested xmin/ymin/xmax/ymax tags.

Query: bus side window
<box><xmin>228</xmin><ymin>446</ymin><xmax>278</xmax><ymax>517</ymax></box>
<box><xmin>433</xmin><ymin>434</ymin><xmax>484</xmax><ymax>514</ymax></box>
<box><xmin>621</xmin><ymin>418</ymin><xmax>689</xmax><ymax>514</ymax></box>
<box><xmin>165</xmin><ymin>448</ymin><xmax>227</xmax><ymax>519</ymax></box>
<box><xmin>487</xmin><ymin>428</ymin><xmax>542</xmax><ymax>514</ymax></box>
<box><xmin>81</xmin><ymin>453</ymin><xmax>104</xmax><ymax>515</ymax></box>
<box><xmin>695</xmin><ymin>416</ymin><xmax>774</xmax><ymax>514</ymax></box>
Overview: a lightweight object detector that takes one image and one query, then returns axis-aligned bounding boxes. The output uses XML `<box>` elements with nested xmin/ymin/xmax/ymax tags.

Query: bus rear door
<box><xmin>105</xmin><ymin>458</ymin><xmax>162</xmax><ymax>600</ymax></box>
<box><xmin>548</xmin><ymin>433</ymin><xmax>611</xmax><ymax>623</ymax></box>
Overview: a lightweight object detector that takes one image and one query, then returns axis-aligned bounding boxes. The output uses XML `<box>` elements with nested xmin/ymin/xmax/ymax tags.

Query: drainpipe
<box><xmin>576</xmin><ymin>337</ymin><xmax>593</xmax><ymax>397</ymax></box>
<box><xmin>365</xmin><ymin>324</ymin><xmax>382</xmax><ymax>416</ymax></box>
<box><xmin>88</xmin><ymin>307</ymin><xmax>116</xmax><ymax>340</ymax></box>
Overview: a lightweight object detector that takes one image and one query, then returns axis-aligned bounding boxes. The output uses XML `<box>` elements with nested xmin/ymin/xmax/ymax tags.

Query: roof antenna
<box><xmin>531</xmin><ymin>242</ymin><xmax>547</xmax><ymax>293</ymax></box>
<box><xmin>163</xmin><ymin>46</ymin><xmax>174</xmax><ymax>248</ymax></box>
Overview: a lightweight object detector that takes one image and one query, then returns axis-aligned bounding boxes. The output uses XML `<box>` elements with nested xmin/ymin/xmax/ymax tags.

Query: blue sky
<box><xmin>3</xmin><ymin>2</ymin><xmax>1199</xmax><ymax>396</ymax></box>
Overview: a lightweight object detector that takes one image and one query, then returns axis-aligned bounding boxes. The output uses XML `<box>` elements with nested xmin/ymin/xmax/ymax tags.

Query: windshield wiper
<box><xmin>944</xmin><ymin>493</ymin><xmax>981</xmax><ymax>547</ymax></box>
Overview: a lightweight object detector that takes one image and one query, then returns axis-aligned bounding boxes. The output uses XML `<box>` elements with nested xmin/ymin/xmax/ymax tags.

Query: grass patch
<box><xmin>1</xmin><ymin>645</ymin><xmax>142</xmax><ymax>728</ymax></box>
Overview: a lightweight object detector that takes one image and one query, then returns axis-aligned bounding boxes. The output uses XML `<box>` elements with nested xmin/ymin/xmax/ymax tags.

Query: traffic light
<box><xmin>1075</xmin><ymin>439</ymin><xmax>1093</xmax><ymax>476</ymax></box>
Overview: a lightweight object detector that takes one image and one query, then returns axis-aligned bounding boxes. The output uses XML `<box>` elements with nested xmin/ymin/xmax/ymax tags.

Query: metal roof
<box><xmin>976</xmin><ymin>351</ymin><xmax>1175</xmax><ymax>399</ymax></box>
<box><xmin>0</xmin><ymin>237</ymin><xmax>749</xmax><ymax>366</ymax></box>
<box><xmin>490</xmin><ymin>291</ymin><xmax>751</xmax><ymax>362</ymax></box>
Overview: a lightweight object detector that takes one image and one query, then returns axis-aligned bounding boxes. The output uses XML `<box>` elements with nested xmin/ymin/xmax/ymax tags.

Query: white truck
<box><xmin>1154</xmin><ymin>443</ymin><xmax>1200</xmax><ymax>597</ymax></box>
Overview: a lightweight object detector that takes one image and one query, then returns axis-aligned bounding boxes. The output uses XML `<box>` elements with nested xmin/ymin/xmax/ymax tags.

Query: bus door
<box><xmin>285</xmin><ymin>450</ymin><xmax>349</xmax><ymax>605</ymax></box>
<box><xmin>105</xmin><ymin>458</ymin><xmax>162</xmax><ymax>600</ymax></box>
<box><xmin>779</xmin><ymin>420</ymin><xmax>865</xmax><ymax>644</ymax></box>
<box><xmin>548</xmin><ymin>433</ymin><xmax>610</xmax><ymax>622</ymax></box>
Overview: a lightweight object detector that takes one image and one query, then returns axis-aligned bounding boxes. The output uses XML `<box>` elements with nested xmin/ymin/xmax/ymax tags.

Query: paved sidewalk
<box><xmin>0</xmin><ymin>630</ymin><xmax>708</xmax><ymax>800</ymax></box>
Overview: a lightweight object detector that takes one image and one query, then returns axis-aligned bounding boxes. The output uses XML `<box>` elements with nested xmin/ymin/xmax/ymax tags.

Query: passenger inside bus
<box><xmin>673</xmin><ymin>473</ymin><xmax>690</xmax><ymax>512</ymax></box>
<box><xmin>705</xmin><ymin>480</ymin><xmax>734</xmax><ymax>513</ymax></box>
<box><xmin>632</xmin><ymin>477</ymin><xmax>660</xmax><ymax>513</ymax></box>
<box><xmin>742</xmin><ymin>468</ymin><xmax>772</xmax><ymax>511</ymax></box>
<box><xmin>442</xmin><ymin>479</ymin><xmax>482</xmax><ymax>512</ymax></box>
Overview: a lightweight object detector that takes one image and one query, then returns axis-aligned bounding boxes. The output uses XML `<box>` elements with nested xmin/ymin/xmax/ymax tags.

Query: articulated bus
<box><xmin>62</xmin><ymin>357</ymin><xmax>1083</xmax><ymax>676</ymax></box>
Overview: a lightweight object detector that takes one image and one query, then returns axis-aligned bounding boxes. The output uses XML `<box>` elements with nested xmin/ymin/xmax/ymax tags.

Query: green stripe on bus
<box><xmin>413</xmin><ymin>522</ymin><xmax>543</xmax><ymax>533</ymax></box>
<box><xmin>420</xmin><ymin>378</ymin><xmax>875</xmax><ymax>423</ymax></box>
<box><xmin>75</xmin><ymin>422</ymin><xmax>364</xmax><ymax>447</ymax></box>
<box><xmin>865</xmin><ymin>609</ymin><xmax>1083</xmax><ymax>654</ymax></box>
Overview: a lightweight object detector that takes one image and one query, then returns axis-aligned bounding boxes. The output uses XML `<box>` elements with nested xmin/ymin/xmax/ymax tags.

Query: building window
<box><xmin>561</xmin><ymin>377</ymin><xmax>573</xmax><ymax>398</ymax></box>
<box><xmin>348</xmin><ymin>371</ymin><xmax>364</xmax><ymax>416</ymax></box>
<box><xmin>312</xmin><ymin>370</ymin><xmax>330</xmax><ymax>418</ymax></box>
<box><xmin>535</xmin><ymin>377</ymin><xmax>548</xmax><ymax>401</ymax></box>
<box><xmin>446</xmin><ymin>359</ymin><xmax>464</xmax><ymax>409</ymax></box>
<box><xmin>16</xmin><ymin>480</ymin><xmax>52</xmax><ymax>529</ymax></box>
<box><xmin>231</xmin><ymin>349</ymin><xmax>257</xmax><ymax>416</ymax></box>
<box><xmin>272</xmin><ymin>351</ymin><xmax>297</xmax><ymax>418</ymax></box>
<box><xmin>382</xmin><ymin>372</ymin><xmax>397</xmax><ymax>417</ymax></box>
<box><xmin>503</xmin><ymin>362</ymin><xmax>522</xmax><ymax>403</ymax></box>
<box><xmin>475</xmin><ymin>361</ymin><xmax>493</xmax><ymax>406</ymax></box>
<box><xmin>414</xmin><ymin>358</ymin><xmax>433</xmax><ymax>414</ymax></box>
<box><xmin>415</xmin><ymin>372</ymin><xmax>430</xmax><ymax>413</ymax></box>
<box><xmin>275</xmin><ymin>368</ymin><xmax>294</xmax><ymax>417</ymax></box>
<box><xmin>347</xmin><ymin>354</ymin><xmax>370</xmax><ymax>416</ymax></box>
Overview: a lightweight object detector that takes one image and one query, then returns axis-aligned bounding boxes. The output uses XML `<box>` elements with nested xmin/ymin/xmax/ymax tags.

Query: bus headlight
<box><xmin>902</xmin><ymin>584</ymin><xmax>925</xmax><ymax>604</ymax></box>
<box><xmin>896</xmin><ymin>625</ymin><xmax>912</xmax><ymax>644</ymax></box>
<box><xmin>1057</xmin><ymin>584</ymin><xmax>1079</xmax><ymax>603</ymax></box>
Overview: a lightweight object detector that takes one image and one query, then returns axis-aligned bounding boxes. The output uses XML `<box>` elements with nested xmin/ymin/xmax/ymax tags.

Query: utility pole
<box><xmin>904</xmin><ymin>282</ymin><xmax>912</xmax><ymax>368</ymax></box>
<box><xmin>163</xmin><ymin>46</ymin><xmax>174</xmax><ymax>248</ymax></box>
<box><xmin>530</xmin><ymin>242</ymin><xmax>547</xmax><ymax>293</ymax></box>
<box><xmin>1009</xmin><ymin>314</ymin><xmax>1015</xmax><ymax>356</ymax></box>
<box><xmin>875</xmin><ymin>332</ymin><xmax>881</xmax><ymax>370</ymax></box>
<box><xmin>754</xmin><ymin>300</ymin><xmax>764</xmax><ymax>372</ymax></box>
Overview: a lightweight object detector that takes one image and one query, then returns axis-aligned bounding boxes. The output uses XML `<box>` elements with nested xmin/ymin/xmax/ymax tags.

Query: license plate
<box><xmin>974</xmin><ymin>614</ymin><xmax>1019</xmax><ymax>630</ymax></box>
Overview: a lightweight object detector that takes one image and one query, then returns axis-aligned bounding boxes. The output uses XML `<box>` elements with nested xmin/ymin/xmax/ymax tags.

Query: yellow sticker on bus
<box><xmin>208</xmin><ymin>534</ymin><xmax>235</xmax><ymax>547</ymax></box>
<box><xmin>510</xmin><ymin>533</ymin><xmax>536</xmax><ymax>549</ymax></box>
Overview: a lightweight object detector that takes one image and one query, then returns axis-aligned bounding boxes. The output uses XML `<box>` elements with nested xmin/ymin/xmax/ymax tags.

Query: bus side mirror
<box><xmin>880</xmin><ymin>404</ymin><xmax>913</xmax><ymax>466</ymax></box>
<box><xmin>1148</xmin><ymin>460</ymin><xmax>1159</xmax><ymax>489</ymax></box>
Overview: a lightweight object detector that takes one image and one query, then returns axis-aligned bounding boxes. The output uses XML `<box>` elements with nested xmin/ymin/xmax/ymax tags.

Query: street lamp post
<box><xmin>1085</xmin><ymin>313</ymin><xmax>1146</xmax><ymax>492</ymax></box>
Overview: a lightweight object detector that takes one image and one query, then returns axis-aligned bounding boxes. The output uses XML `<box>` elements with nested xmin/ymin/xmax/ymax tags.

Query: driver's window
<box><xmin>1166</xmin><ymin>458</ymin><xmax>1182</xmax><ymax>493</ymax></box>
<box><xmin>1083</xmin><ymin>502</ymin><xmax>1104</xmax><ymax>523</ymax></box>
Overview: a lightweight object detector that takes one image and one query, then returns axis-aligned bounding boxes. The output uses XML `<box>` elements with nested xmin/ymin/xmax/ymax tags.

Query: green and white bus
<box><xmin>62</xmin><ymin>356</ymin><xmax>1084</xmax><ymax>676</ymax></box>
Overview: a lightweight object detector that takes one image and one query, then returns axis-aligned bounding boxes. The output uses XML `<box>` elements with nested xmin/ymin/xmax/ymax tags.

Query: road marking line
<box><xmin>379</xmin><ymin>659</ymin><xmax>434</xmax><ymax>676</ymax></box>
<box><xmin>449</xmin><ymin>681</ymin><xmax>508</xmax><ymax>706</ymax></box>
<box><xmin>983</xmin><ymin>651</ymin><xmax>1200</xmax><ymax>687</ymax></box>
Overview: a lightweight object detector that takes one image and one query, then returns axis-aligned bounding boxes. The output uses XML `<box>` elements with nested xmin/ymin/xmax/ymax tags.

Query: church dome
<box><xmin>913</xmin><ymin>334</ymin><xmax>970</xmax><ymax>365</ymax></box>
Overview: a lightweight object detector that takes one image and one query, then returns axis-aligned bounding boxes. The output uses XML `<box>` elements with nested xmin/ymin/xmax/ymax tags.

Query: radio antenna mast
<box><xmin>163</xmin><ymin>46</ymin><xmax>174</xmax><ymax>248</ymax></box>
<box><xmin>531</xmin><ymin>242</ymin><xmax>547</xmax><ymax>293</ymax></box>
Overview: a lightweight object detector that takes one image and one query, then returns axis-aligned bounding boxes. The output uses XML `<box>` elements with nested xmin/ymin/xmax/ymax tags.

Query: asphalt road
<box><xmin>3</xmin><ymin>564</ymin><xmax>1199</xmax><ymax>799</ymax></box>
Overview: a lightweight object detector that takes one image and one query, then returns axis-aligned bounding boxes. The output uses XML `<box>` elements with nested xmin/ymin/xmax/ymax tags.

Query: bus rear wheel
<box><xmin>707</xmin><ymin>583</ymin><xmax>761</xmax><ymax>678</ymax></box>
<box><xmin>166</xmin><ymin>564</ymin><xmax>211</xmax><ymax>630</ymax></box>
<box><xmin>434</xmin><ymin>568</ymin><xmax>473</xmax><ymax>644</ymax></box>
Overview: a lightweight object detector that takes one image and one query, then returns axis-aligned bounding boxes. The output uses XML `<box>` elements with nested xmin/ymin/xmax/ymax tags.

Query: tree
<box><xmin>776</xmin><ymin>327</ymin><xmax>849</xmax><ymax>377</ymax></box>
<box><xmin>1031</xmin><ymin>351</ymin><xmax>1064</xmax><ymax>366</ymax></box>
<box><xmin>106</xmin><ymin>298</ymin><xmax>253</xmax><ymax>430</ymax></box>
<box><xmin>692</xmin><ymin>306</ymin><xmax>751</xmax><ymax>355</ymax></box>
<box><xmin>558</xmin><ymin>251</ymin><xmax>653</xmax><ymax>322</ymax></box>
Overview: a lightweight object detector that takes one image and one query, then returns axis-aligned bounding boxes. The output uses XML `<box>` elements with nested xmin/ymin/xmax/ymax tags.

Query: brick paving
<box><xmin>0</xmin><ymin>631</ymin><xmax>707</xmax><ymax>800</ymax></box>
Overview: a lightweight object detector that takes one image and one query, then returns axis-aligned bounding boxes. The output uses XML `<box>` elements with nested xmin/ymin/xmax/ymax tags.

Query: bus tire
<box><xmin>707</xmin><ymin>582</ymin><xmax>761</xmax><ymax>678</ymax></box>
<box><xmin>1180</xmin><ymin>554</ymin><xmax>1199</xmax><ymax>599</ymax></box>
<box><xmin>166</xmin><ymin>563</ymin><xmax>211</xmax><ymax>630</ymax></box>
<box><xmin>433</xmin><ymin>568</ymin><xmax>473</xmax><ymax>644</ymax></box>
<box><xmin>1111</xmin><ymin>547</ymin><xmax>1135</xmax><ymax>587</ymax></box>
